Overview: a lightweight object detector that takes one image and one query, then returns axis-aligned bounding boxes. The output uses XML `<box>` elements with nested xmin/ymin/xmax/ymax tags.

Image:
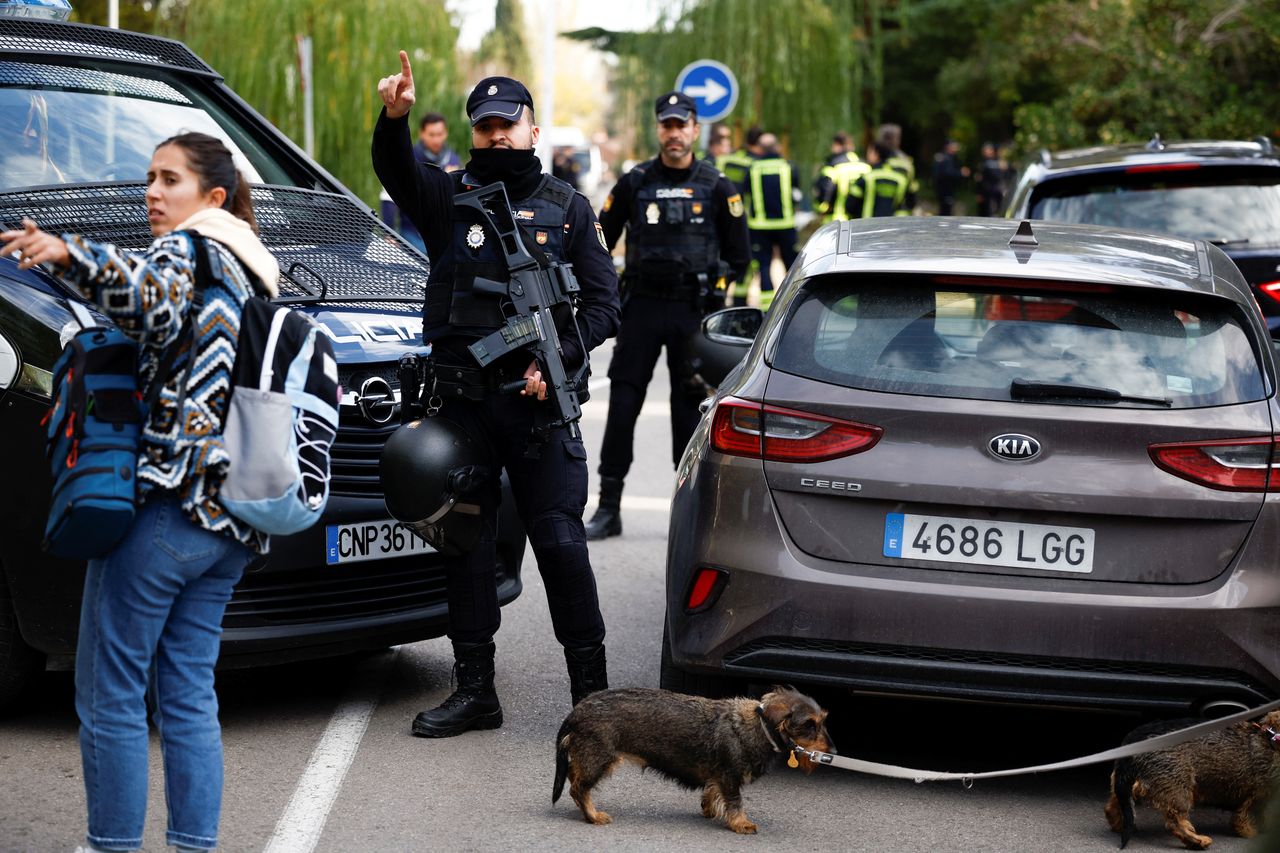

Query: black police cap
<box><xmin>467</xmin><ymin>76</ymin><xmax>534</xmax><ymax>126</ymax></box>
<box><xmin>655</xmin><ymin>91</ymin><xmax>696</xmax><ymax>122</ymax></box>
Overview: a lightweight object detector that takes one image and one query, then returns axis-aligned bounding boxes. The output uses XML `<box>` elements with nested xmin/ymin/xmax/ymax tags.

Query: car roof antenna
<box><xmin>1254</xmin><ymin>135</ymin><xmax>1275</xmax><ymax>155</ymax></box>
<box><xmin>1145</xmin><ymin>133</ymin><xmax>1165</xmax><ymax>151</ymax></box>
<box><xmin>1009</xmin><ymin>220</ymin><xmax>1039</xmax><ymax>248</ymax></box>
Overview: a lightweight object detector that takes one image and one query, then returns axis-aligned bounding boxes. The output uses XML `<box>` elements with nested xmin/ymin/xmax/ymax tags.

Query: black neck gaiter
<box><xmin>464</xmin><ymin>147</ymin><xmax>545</xmax><ymax>201</ymax></box>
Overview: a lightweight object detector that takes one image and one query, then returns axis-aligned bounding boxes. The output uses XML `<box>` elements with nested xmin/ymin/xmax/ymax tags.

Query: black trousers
<box><xmin>598</xmin><ymin>294</ymin><xmax>704</xmax><ymax>479</ymax></box>
<box><xmin>435</xmin><ymin>392</ymin><xmax>605</xmax><ymax>649</ymax></box>
<box><xmin>748</xmin><ymin>228</ymin><xmax>799</xmax><ymax>297</ymax></box>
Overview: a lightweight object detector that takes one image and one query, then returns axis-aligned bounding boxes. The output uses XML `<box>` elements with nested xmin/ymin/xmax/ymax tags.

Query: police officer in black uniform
<box><xmin>584</xmin><ymin>91</ymin><xmax>750</xmax><ymax>540</ymax></box>
<box><xmin>372</xmin><ymin>52</ymin><xmax>620</xmax><ymax>736</ymax></box>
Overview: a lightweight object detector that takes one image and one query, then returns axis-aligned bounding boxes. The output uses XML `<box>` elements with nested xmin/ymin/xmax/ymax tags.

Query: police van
<box><xmin>0</xmin><ymin>2</ymin><xmax>524</xmax><ymax>710</ymax></box>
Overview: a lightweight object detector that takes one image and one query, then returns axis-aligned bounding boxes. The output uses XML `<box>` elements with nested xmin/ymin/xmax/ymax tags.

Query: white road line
<box><xmin>262</xmin><ymin>647</ymin><xmax>399</xmax><ymax>853</ymax></box>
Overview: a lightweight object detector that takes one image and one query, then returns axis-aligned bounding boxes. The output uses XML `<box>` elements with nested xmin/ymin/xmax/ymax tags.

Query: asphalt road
<box><xmin>0</xmin><ymin>339</ymin><xmax>1270</xmax><ymax>852</ymax></box>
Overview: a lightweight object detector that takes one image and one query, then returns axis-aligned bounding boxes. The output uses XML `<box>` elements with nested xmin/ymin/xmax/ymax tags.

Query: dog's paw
<box><xmin>588</xmin><ymin>810</ymin><xmax>613</xmax><ymax>826</ymax></box>
<box><xmin>727</xmin><ymin>816</ymin><xmax>757</xmax><ymax>834</ymax></box>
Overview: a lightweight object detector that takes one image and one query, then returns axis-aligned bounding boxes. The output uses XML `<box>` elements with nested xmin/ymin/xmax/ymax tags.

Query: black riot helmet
<box><xmin>380</xmin><ymin>417</ymin><xmax>490</xmax><ymax>555</ymax></box>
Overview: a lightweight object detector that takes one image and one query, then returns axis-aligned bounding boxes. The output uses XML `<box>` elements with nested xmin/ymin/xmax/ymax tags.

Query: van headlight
<box><xmin>0</xmin><ymin>328</ymin><xmax>52</xmax><ymax>399</ymax></box>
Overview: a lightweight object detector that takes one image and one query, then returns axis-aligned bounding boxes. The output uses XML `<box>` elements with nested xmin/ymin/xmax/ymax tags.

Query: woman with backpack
<box><xmin>0</xmin><ymin>132</ymin><xmax>278</xmax><ymax>853</ymax></box>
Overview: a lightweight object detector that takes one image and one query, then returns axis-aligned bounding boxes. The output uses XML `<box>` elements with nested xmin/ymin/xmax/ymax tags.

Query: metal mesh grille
<box><xmin>0</xmin><ymin>60</ymin><xmax>190</xmax><ymax>102</ymax></box>
<box><xmin>0</xmin><ymin>183</ymin><xmax>429</xmax><ymax>301</ymax></box>
<box><xmin>0</xmin><ymin>18</ymin><xmax>214</xmax><ymax>74</ymax></box>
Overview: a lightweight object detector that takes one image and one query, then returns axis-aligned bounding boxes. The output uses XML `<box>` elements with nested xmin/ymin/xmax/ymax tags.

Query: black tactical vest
<box><xmin>426</xmin><ymin>171</ymin><xmax>575</xmax><ymax>336</ymax></box>
<box><xmin>624</xmin><ymin>158</ymin><xmax>721</xmax><ymax>297</ymax></box>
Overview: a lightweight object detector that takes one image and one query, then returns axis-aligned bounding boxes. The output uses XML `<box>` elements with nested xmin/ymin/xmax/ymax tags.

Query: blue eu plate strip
<box><xmin>326</xmin><ymin>525</ymin><xmax>339</xmax><ymax>565</ymax></box>
<box><xmin>884</xmin><ymin>513</ymin><xmax>905</xmax><ymax>557</ymax></box>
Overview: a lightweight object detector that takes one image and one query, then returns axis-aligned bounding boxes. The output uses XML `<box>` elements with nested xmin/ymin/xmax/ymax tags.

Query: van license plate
<box><xmin>326</xmin><ymin>519</ymin><xmax>435</xmax><ymax>565</ymax></box>
<box><xmin>884</xmin><ymin>512</ymin><xmax>1094</xmax><ymax>573</ymax></box>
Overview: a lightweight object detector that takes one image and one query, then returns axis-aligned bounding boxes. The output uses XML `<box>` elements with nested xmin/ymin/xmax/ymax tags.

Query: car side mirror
<box><xmin>704</xmin><ymin>307</ymin><xmax>764</xmax><ymax>345</ymax></box>
<box><xmin>685</xmin><ymin>307</ymin><xmax>764</xmax><ymax>391</ymax></box>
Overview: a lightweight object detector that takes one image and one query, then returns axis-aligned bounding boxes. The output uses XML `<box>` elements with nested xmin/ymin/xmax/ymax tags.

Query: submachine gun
<box><xmin>453</xmin><ymin>182</ymin><xmax>588</xmax><ymax>440</ymax></box>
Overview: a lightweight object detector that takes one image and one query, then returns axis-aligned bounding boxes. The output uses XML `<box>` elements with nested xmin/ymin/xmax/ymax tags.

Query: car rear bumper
<box><xmin>666</xmin><ymin>453</ymin><xmax>1280</xmax><ymax>713</ymax></box>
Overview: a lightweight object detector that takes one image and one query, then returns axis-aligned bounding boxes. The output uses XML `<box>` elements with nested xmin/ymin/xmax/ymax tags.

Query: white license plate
<box><xmin>883</xmin><ymin>512</ymin><xmax>1094</xmax><ymax>573</ymax></box>
<box><xmin>326</xmin><ymin>519</ymin><xmax>435</xmax><ymax>565</ymax></box>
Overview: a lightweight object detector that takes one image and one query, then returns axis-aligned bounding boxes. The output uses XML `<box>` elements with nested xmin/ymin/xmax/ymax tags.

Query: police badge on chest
<box><xmin>645</xmin><ymin>202</ymin><xmax>660</xmax><ymax>225</ymax></box>
<box><xmin>466</xmin><ymin>223</ymin><xmax>486</xmax><ymax>250</ymax></box>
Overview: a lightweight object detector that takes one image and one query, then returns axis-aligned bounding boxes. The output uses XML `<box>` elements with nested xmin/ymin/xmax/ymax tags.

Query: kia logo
<box><xmin>989</xmin><ymin>433</ymin><xmax>1041</xmax><ymax>461</ymax></box>
<box><xmin>357</xmin><ymin>376</ymin><xmax>397</xmax><ymax>424</ymax></box>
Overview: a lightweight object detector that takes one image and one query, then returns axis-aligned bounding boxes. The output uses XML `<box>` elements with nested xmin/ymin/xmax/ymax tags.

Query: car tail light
<box><xmin>1124</xmin><ymin>163</ymin><xmax>1202</xmax><ymax>174</ymax></box>
<box><xmin>1149</xmin><ymin>437</ymin><xmax>1278</xmax><ymax>491</ymax></box>
<box><xmin>983</xmin><ymin>294</ymin><xmax>1077</xmax><ymax>322</ymax></box>
<box><xmin>686</xmin><ymin>567</ymin><xmax>727</xmax><ymax>612</ymax></box>
<box><xmin>1257</xmin><ymin>281</ymin><xmax>1280</xmax><ymax>305</ymax></box>
<box><xmin>710</xmin><ymin>397</ymin><xmax>882</xmax><ymax>463</ymax></box>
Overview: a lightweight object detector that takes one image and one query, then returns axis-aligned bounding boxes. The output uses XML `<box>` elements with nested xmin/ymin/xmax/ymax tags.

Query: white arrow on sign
<box><xmin>684</xmin><ymin>78</ymin><xmax>728</xmax><ymax>106</ymax></box>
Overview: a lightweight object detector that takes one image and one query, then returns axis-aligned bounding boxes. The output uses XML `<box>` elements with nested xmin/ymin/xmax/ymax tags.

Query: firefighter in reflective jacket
<box><xmin>845</xmin><ymin>143</ymin><xmax>910</xmax><ymax>219</ymax></box>
<box><xmin>585</xmin><ymin>91</ymin><xmax>750</xmax><ymax>541</ymax></box>
<box><xmin>739</xmin><ymin>132</ymin><xmax>801</xmax><ymax>309</ymax></box>
<box><xmin>876</xmin><ymin>123</ymin><xmax>918</xmax><ymax>215</ymax></box>
<box><xmin>816</xmin><ymin>156</ymin><xmax>871</xmax><ymax>223</ymax></box>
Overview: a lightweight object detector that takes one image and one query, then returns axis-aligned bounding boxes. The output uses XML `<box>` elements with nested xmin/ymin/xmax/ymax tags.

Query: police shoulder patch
<box><xmin>602</xmin><ymin>194</ymin><xmax>613</xmax><ymax>213</ymax></box>
<box><xmin>728</xmin><ymin>194</ymin><xmax>744</xmax><ymax>218</ymax></box>
<box><xmin>594</xmin><ymin>221</ymin><xmax>607</xmax><ymax>250</ymax></box>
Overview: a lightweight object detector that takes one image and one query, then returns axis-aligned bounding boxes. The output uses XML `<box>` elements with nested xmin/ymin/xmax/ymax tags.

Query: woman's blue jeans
<box><xmin>75</xmin><ymin>493</ymin><xmax>251</xmax><ymax>852</ymax></box>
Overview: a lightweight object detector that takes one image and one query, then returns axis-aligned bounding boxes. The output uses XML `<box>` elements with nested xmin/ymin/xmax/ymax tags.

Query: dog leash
<box><xmin>789</xmin><ymin>697</ymin><xmax>1280</xmax><ymax>784</ymax></box>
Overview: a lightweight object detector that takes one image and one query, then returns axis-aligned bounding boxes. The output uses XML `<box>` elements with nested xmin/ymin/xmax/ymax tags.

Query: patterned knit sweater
<box><xmin>63</xmin><ymin>227</ymin><xmax>271</xmax><ymax>554</ymax></box>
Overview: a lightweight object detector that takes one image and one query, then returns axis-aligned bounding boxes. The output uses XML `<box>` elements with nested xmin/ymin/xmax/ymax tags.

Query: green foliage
<box><xmin>157</xmin><ymin>0</ymin><xmax>462</xmax><ymax>206</ymax></box>
<box><xmin>70</xmin><ymin>0</ymin><xmax>157</xmax><ymax>30</ymax></box>
<box><xmin>477</xmin><ymin>0</ymin><xmax>531</xmax><ymax>83</ymax></box>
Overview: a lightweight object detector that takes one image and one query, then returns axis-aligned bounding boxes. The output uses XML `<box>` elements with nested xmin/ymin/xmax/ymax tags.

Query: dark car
<box><xmin>0</xmin><ymin>14</ymin><xmax>524</xmax><ymax>710</ymax></box>
<box><xmin>1006</xmin><ymin>136</ymin><xmax>1280</xmax><ymax>334</ymax></box>
<box><xmin>664</xmin><ymin>216</ymin><xmax>1280</xmax><ymax>716</ymax></box>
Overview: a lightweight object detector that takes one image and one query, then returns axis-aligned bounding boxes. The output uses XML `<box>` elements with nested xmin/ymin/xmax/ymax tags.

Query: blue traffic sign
<box><xmin>675</xmin><ymin>60</ymin><xmax>738</xmax><ymax>124</ymax></box>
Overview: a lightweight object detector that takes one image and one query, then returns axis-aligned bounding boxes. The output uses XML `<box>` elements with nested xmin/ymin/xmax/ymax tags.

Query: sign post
<box><xmin>675</xmin><ymin>60</ymin><xmax>738</xmax><ymax>125</ymax></box>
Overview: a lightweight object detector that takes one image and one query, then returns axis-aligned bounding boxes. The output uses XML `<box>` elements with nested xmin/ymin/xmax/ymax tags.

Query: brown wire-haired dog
<box><xmin>1104</xmin><ymin>709</ymin><xmax>1280</xmax><ymax>849</ymax></box>
<box><xmin>552</xmin><ymin>686</ymin><xmax>833</xmax><ymax>834</ymax></box>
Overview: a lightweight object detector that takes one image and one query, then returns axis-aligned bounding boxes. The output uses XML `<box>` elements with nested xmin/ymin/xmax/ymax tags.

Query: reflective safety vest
<box><xmin>847</xmin><ymin>166</ymin><xmax>909</xmax><ymax>219</ymax></box>
<box><xmin>824</xmin><ymin>159</ymin><xmax>872</xmax><ymax>223</ymax></box>
<box><xmin>715</xmin><ymin>150</ymin><xmax>752</xmax><ymax>191</ymax></box>
<box><xmin>885</xmin><ymin>153</ymin><xmax>918</xmax><ymax>215</ymax></box>
<box><xmin>747</xmin><ymin>157</ymin><xmax>795</xmax><ymax>231</ymax></box>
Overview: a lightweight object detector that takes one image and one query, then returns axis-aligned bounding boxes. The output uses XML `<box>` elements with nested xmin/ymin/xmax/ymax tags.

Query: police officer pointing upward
<box><xmin>372</xmin><ymin>52</ymin><xmax>620</xmax><ymax>736</ymax></box>
<box><xmin>584</xmin><ymin>91</ymin><xmax>750</xmax><ymax>541</ymax></box>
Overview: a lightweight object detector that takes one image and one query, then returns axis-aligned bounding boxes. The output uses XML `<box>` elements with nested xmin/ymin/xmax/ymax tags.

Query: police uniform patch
<box><xmin>728</xmin><ymin>194</ymin><xmax>744</xmax><ymax>218</ymax></box>
<box><xmin>602</xmin><ymin>194</ymin><xmax>613</xmax><ymax>213</ymax></box>
<box><xmin>645</xmin><ymin>202</ymin><xmax>660</xmax><ymax>225</ymax></box>
<box><xmin>692</xmin><ymin>202</ymin><xmax>703</xmax><ymax>215</ymax></box>
<box><xmin>466</xmin><ymin>223</ymin><xmax>485</xmax><ymax>249</ymax></box>
<box><xmin>515</xmin><ymin>209</ymin><xmax>535</xmax><ymax>221</ymax></box>
<box><xmin>535</xmin><ymin>230</ymin><xmax>548</xmax><ymax>245</ymax></box>
<box><xmin>487</xmin><ymin>84</ymin><xmax>498</xmax><ymax>96</ymax></box>
<box><xmin>595</xmin><ymin>221</ymin><xmax>607</xmax><ymax>250</ymax></box>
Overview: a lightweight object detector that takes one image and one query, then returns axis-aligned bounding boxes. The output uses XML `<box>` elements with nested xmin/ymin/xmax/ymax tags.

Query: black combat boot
<box><xmin>411</xmin><ymin>640</ymin><xmax>503</xmax><ymax>737</ymax></box>
<box><xmin>584</xmin><ymin>477</ymin><xmax>623</xmax><ymax>540</ymax></box>
<box><xmin>564</xmin><ymin>643</ymin><xmax>608</xmax><ymax>705</ymax></box>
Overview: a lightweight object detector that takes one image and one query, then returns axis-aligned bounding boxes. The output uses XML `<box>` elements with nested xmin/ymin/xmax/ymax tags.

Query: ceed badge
<box><xmin>645</xmin><ymin>202</ymin><xmax>660</xmax><ymax>225</ymax></box>
<box><xmin>466</xmin><ymin>223</ymin><xmax>486</xmax><ymax>249</ymax></box>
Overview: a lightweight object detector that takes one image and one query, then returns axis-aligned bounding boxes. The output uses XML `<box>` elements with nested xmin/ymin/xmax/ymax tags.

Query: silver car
<box><xmin>663</xmin><ymin>217</ymin><xmax>1280</xmax><ymax>715</ymax></box>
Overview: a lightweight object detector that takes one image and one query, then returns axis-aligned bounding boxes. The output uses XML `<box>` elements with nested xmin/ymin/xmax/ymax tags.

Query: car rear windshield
<box><xmin>0</xmin><ymin>61</ymin><xmax>297</xmax><ymax>190</ymax></box>
<box><xmin>1030</xmin><ymin>166</ymin><xmax>1280</xmax><ymax>246</ymax></box>
<box><xmin>771</xmin><ymin>275</ymin><xmax>1269</xmax><ymax>409</ymax></box>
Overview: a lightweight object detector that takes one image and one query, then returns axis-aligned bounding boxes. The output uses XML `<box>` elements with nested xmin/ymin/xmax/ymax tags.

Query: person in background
<box><xmin>741</xmin><ymin>131</ymin><xmax>802</xmax><ymax>309</ymax></box>
<box><xmin>875</xmin><ymin>123</ymin><xmax>918</xmax><ymax>215</ymax></box>
<box><xmin>931</xmin><ymin>138</ymin><xmax>968</xmax><ymax>216</ymax></box>
<box><xmin>380</xmin><ymin>112</ymin><xmax>462</xmax><ymax>252</ymax></box>
<box><xmin>975</xmin><ymin>141</ymin><xmax>1007</xmax><ymax>217</ymax></box>
<box><xmin>1</xmin><ymin>132</ymin><xmax>278</xmax><ymax>853</ymax></box>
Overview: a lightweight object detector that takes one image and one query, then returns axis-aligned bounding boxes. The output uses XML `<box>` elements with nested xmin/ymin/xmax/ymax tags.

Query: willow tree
<box><xmin>158</xmin><ymin>0</ymin><xmax>463</xmax><ymax>206</ymax></box>
<box><xmin>568</xmin><ymin>0</ymin><xmax>899</xmax><ymax>176</ymax></box>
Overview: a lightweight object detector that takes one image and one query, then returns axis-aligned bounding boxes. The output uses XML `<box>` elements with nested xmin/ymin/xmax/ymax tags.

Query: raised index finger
<box><xmin>399</xmin><ymin>50</ymin><xmax>412</xmax><ymax>80</ymax></box>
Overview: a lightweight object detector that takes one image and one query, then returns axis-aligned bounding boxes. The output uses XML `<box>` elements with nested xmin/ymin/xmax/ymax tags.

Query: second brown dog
<box><xmin>1104</xmin><ymin>709</ymin><xmax>1280</xmax><ymax>849</ymax></box>
<box><xmin>552</xmin><ymin>686</ymin><xmax>833</xmax><ymax>834</ymax></box>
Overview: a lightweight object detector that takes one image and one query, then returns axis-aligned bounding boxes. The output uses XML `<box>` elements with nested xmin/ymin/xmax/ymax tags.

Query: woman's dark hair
<box><xmin>155</xmin><ymin>131</ymin><xmax>257</xmax><ymax>233</ymax></box>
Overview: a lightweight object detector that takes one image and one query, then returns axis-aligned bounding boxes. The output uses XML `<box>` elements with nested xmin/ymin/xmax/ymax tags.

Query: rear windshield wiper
<box><xmin>1010</xmin><ymin>378</ymin><xmax>1172</xmax><ymax>407</ymax></box>
<box><xmin>1208</xmin><ymin>237</ymin><xmax>1250</xmax><ymax>247</ymax></box>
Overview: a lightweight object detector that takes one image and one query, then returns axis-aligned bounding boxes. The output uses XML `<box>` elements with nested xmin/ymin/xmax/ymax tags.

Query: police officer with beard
<box><xmin>584</xmin><ymin>91</ymin><xmax>750</xmax><ymax>541</ymax></box>
<box><xmin>372</xmin><ymin>52</ymin><xmax>620</xmax><ymax>736</ymax></box>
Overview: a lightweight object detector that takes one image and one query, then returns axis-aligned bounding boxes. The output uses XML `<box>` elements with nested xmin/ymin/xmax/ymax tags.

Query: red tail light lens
<box><xmin>686</xmin><ymin>567</ymin><xmax>727</xmax><ymax>612</ymax></box>
<box><xmin>1124</xmin><ymin>162</ymin><xmax>1201</xmax><ymax>174</ymax></box>
<box><xmin>1149</xmin><ymin>437</ymin><xmax>1277</xmax><ymax>492</ymax></box>
<box><xmin>1257</xmin><ymin>281</ymin><xmax>1280</xmax><ymax>305</ymax></box>
<box><xmin>710</xmin><ymin>397</ymin><xmax>882</xmax><ymax>462</ymax></box>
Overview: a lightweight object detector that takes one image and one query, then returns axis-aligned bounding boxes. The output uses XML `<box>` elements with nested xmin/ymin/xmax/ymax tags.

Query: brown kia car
<box><xmin>663</xmin><ymin>217</ymin><xmax>1280</xmax><ymax>715</ymax></box>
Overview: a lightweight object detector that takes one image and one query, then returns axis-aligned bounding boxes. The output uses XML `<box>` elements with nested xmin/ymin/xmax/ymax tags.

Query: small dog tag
<box><xmin>787</xmin><ymin>753</ymin><xmax>799</xmax><ymax>769</ymax></box>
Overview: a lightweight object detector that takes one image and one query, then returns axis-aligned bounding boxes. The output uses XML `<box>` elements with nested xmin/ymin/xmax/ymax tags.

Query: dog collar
<box><xmin>755</xmin><ymin>703</ymin><xmax>804</xmax><ymax>768</ymax></box>
<box><xmin>1253</xmin><ymin>722</ymin><xmax>1280</xmax><ymax>745</ymax></box>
